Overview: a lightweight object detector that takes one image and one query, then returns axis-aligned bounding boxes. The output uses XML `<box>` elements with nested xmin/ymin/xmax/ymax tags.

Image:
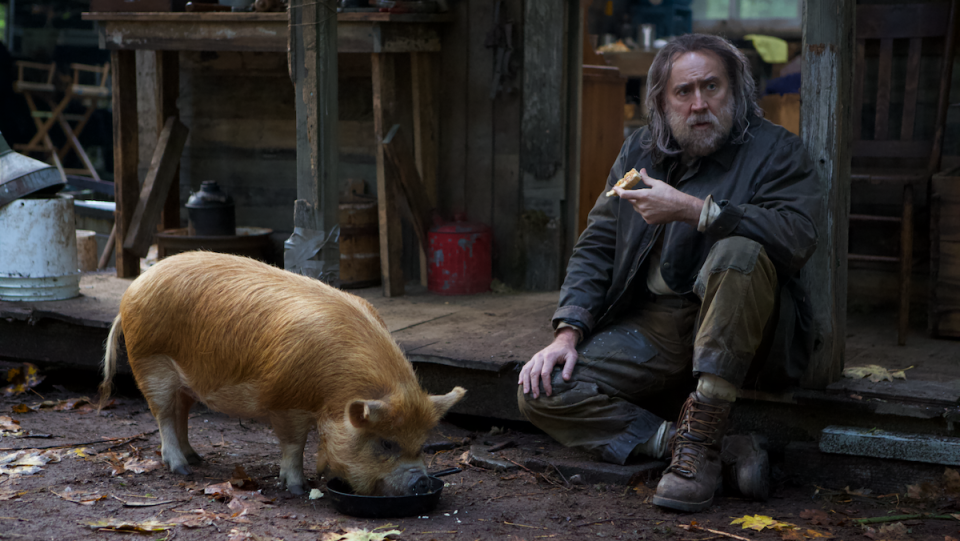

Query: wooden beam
<box><xmin>372</xmin><ymin>53</ymin><xmax>405</xmax><ymax>296</ymax></box>
<box><xmin>382</xmin><ymin>124</ymin><xmax>434</xmax><ymax>256</ymax></box>
<box><xmin>799</xmin><ymin>0</ymin><xmax>854</xmax><ymax>388</ymax></box>
<box><xmin>111</xmin><ymin>49</ymin><xmax>140</xmax><ymax>278</ymax></box>
<box><xmin>412</xmin><ymin>52</ymin><xmax>439</xmax><ymax>287</ymax></box>
<box><xmin>520</xmin><ymin>0</ymin><xmax>568</xmax><ymax>291</ymax></box>
<box><xmin>287</xmin><ymin>0</ymin><xmax>340</xmax><ymax>284</ymax></box>
<box><xmin>123</xmin><ymin>116</ymin><xmax>189</xmax><ymax>258</ymax></box>
<box><xmin>156</xmin><ymin>50</ymin><xmax>181</xmax><ymax>231</ymax></box>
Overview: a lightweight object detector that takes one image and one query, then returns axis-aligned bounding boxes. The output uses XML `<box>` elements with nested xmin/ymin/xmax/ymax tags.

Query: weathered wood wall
<box><xmin>131</xmin><ymin>2</ymin><xmax>576</xmax><ymax>292</ymax></box>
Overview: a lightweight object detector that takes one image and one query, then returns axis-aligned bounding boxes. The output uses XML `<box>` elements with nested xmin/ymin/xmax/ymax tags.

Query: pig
<box><xmin>99</xmin><ymin>251</ymin><xmax>466</xmax><ymax>496</ymax></box>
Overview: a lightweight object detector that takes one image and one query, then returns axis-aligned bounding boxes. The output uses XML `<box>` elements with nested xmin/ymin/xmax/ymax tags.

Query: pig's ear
<box><xmin>430</xmin><ymin>386</ymin><xmax>466</xmax><ymax>418</ymax></box>
<box><xmin>348</xmin><ymin>399</ymin><xmax>387</xmax><ymax>429</ymax></box>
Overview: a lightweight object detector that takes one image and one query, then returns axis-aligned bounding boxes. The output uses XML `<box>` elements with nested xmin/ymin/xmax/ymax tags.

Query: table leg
<box><xmin>111</xmin><ymin>49</ymin><xmax>140</xmax><ymax>278</ymax></box>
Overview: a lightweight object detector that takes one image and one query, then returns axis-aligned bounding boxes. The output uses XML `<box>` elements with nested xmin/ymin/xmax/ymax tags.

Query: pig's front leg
<box><xmin>268</xmin><ymin>411</ymin><xmax>315</xmax><ymax>495</ymax></box>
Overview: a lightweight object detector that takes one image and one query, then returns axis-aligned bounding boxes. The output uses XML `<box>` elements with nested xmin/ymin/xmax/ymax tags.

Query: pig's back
<box><xmin>119</xmin><ymin>252</ymin><xmax>413</xmax><ymax>414</ymax></box>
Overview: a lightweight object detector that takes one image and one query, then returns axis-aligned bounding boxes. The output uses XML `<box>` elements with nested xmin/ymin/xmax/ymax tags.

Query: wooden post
<box><xmin>372</xmin><ymin>53</ymin><xmax>405</xmax><ymax>296</ymax></box>
<box><xmin>287</xmin><ymin>0</ymin><xmax>340</xmax><ymax>284</ymax></box>
<box><xmin>521</xmin><ymin>0</ymin><xmax>569</xmax><ymax>291</ymax></box>
<box><xmin>111</xmin><ymin>49</ymin><xmax>140</xmax><ymax>278</ymax></box>
<box><xmin>799</xmin><ymin>0</ymin><xmax>854</xmax><ymax>388</ymax></box>
<box><xmin>156</xmin><ymin>50</ymin><xmax>181</xmax><ymax>231</ymax></box>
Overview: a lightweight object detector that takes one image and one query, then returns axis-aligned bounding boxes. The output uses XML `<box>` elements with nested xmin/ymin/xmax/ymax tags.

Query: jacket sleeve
<box><xmin>552</xmin><ymin>137</ymin><xmax>634</xmax><ymax>333</ymax></box>
<box><xmin>704</xmin><ymin>137</ymin><xmax>821</xmax><ymax>276</ymax></box>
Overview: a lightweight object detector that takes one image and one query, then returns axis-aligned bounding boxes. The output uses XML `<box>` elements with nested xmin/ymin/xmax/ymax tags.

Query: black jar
<box><xmin>186</xmin><ymin>181</ymin><xmax>236</xmax><ymax>236</ymax></box>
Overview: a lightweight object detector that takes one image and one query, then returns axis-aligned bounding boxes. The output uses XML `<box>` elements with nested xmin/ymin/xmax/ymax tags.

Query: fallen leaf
<box><xmin>168</xmin><ymin>508</ymin><xmax>229</xmax><ymax>528</ymax></box>
<box><xmin>10</xmin><ymin>404</ymin><xmax>33</xmax><ymax>414</ymax></box>
<box><xmin>227</xmin><ymin>527</ymin><xmax>282</xmax><ymax>541</ymax></box>
<box><xmin>799</xmin><ymin>509</ymin><xmax>831</xmax><ymax>525</ymax></box>
<box><xmin>731</xmin><ymin>514</ymin><xmax>798</xmax><ymax>532</ymax></box>
<box><xmin>944</xmin><ymin>468</ymin><xmax>960</xmax><ymax>495</ymax></box>
<box><xmin>84</xmin><ymin>518</ymin><xmax>174</xmax><ymax>533</ymax></box>
<box><xmin>123</xmin><ymin>457</ymin><xmax>161</xmax><ymax>474</ymax></box>
<box><xmin>52</xmin><ymin>397</ymin><xmax>92</xmax><ymax>412</ymax></box>
<box><xmin>4</xmin><ymin>363</ymin><xmax>44</xmax><ymax>396</ymax></box>
<box><xmin>906</xmin><ymin>481</ymin><xmax>940</xmax><ymax>501</ymax></box>
<box><xmin>0</xmin><ymin>416</ymin><xmax>21</xmax><ymax>434</ymax></box>
<box><xmin>876</xmin><ymin>522</ymin><xmax>910</xmax><ymax>541</ymax></box>
<box><xmin>229</xmin><ymin>465</ymin><xmax>258</xmax><ymax>490</ymax></box>
<box><xmin>0</xmin><ymin>449</ymin><xmax>61</xmax><ymax>476</ymax></box>
<box><xmin>842</xmin><ymin>365</ymin><xmax>908</xmax><ymax>383</ymax></box>
<box><xmin>52</xmin><ymin>486</ymin><xmax>107</xmax><ymax>505</ymax></box>
<box><xmin>323</xmin><ymin>527</ymin><xmax>403</xmax><ymax>541</ymax></box>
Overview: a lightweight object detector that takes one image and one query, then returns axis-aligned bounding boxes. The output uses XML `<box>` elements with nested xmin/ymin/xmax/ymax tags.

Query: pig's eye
<box><xmin>379</xmin><ymin>439</ymin><xmax>400</xmax><ymax>455</ymax></box>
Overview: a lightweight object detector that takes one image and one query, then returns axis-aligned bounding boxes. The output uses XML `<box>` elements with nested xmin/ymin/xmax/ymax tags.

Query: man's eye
<box><xmin>706</xmin><ymin>83</ymin><xmax>717</xmax><ymax>91</ymax></box>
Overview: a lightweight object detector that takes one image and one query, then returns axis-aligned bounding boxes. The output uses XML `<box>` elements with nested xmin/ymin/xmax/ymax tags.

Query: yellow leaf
<box><xmin>730</xmin><ymin>514</ymin><xmax>798</xmax><ymax>532</ymax></box>
<box><xmin>11</xmin><ymin>404</ymin><xmax>32</xmax><ymax>414</ymax></box>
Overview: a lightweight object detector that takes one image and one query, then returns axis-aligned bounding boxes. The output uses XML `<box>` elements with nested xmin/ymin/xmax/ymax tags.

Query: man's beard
<box><xmin>667</xmin><ymin>97</ymin><xmax>735</xmax><ymax>158</ymax></box>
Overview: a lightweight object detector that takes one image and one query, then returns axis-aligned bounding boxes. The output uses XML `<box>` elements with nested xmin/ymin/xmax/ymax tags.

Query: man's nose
<box><xmin>691</xmin><ymin>90</ymin><xmax>707</xmax><ymax>112</ymax></box>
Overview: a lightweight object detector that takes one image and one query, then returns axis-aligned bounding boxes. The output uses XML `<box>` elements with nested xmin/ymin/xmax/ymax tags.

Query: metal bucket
<box><xmin>0</xmin><ymin>195</ymin><xmax>80</xmax><ymax>301</ymax></box>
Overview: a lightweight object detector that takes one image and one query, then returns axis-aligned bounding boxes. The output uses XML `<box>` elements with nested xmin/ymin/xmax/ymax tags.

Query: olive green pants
<box><xmin>517</xmin><ymin>237</ymin><xmax>778</xmax><ymax>465</ymax></box>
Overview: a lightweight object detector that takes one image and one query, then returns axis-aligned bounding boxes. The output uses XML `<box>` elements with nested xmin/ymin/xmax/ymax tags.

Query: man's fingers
<box><xmin>561</xmin><ymin>353</ymin><xmax>578</xmax><ymax>381</ymax></box>
<box><xmin>639</xmin><ymin>168</ymin><xmax>659</xmax><ymax>187</ymax></box>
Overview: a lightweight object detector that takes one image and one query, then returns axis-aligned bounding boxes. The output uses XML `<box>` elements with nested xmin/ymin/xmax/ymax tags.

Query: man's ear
<box><xmin>430</xmin><ymin>387</ymin><xmax>467</xmax><ymax>418</ymax></box>
<box><xmin>348</xmin><ymin>399</ymin><xmax>387</xmax><ymax>429</ymax></box>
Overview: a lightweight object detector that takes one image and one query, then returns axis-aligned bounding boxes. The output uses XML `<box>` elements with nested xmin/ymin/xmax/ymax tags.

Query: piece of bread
<box><xmin>605</xmin><ymin>168</ymin><xmax>642</xmax><ymax>197</ymax></box>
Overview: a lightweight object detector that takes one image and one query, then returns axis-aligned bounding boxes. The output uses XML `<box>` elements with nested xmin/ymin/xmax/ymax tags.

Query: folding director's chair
<box><xmin>13</xmin><ymin>61</ymin><xmax>111</xmax><ymax>181</ymax></box>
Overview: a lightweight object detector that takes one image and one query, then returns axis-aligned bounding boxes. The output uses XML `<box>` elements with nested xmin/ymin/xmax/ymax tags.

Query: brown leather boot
<box><xmin>652</xmin><ymin>390</ymin><xmax>732</xmax><ymax>512</ymax></box>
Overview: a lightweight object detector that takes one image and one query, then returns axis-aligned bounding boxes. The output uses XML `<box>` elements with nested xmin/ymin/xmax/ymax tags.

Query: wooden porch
<box><xmin>2</xmin><ymin>271</ymin><xmax>958</xmax><ymax>427</ymax></box>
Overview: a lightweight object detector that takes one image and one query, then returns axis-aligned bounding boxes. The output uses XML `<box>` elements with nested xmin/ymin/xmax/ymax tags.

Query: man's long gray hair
<box><xmin>642</xmin><ymin>34</ymin><xmax>763</xmax><ymax>164</ymax></box>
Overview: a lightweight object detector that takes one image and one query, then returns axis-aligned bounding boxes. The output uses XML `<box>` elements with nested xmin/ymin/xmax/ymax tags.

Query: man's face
<box><xmin>663</xmin><ymin>50</ymin><xmax>735</xmax><ymax>158</ymax></box>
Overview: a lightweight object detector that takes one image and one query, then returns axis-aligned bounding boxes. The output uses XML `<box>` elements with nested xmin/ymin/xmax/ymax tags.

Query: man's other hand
<box><xmin>518</xmin><ymin>327</ymin><xmax>579</xmax><ymax>399</ymax></box>
<box><xmin>614</xmin><ymin>168</ymin><xmax>704</xmax><ymax>227</ymax></box>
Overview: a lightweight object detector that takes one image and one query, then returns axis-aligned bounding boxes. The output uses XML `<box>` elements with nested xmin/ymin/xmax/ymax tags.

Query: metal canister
<box><xmin>186</xmin><ymin>181</ymin><xmax>236</xmax><ymax>236</ymax></box>
<box><xmin>427</xmin><ymin>214</ymin><xmax>492</xmax><ymax>295</ymax></box>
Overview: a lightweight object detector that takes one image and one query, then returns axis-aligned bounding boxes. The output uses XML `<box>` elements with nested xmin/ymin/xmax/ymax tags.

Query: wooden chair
<box><xmin>850</xmin><ymin>0</ymin><xmax>958</xmax><ymax>345</ymax></box>
<box><xmin>13</xmin><ymin>61</ymin><xmax>111</xmax><ymax>181</ymax></box>
<box><xmin>55</xmin><ymin>62</ymin><xmax>112</xmax><ymax>180</ymax></box>
<box><xmin>13</xmin><ymin>61</ymin><xmax>67</xmax><ymax>182</ymax></box>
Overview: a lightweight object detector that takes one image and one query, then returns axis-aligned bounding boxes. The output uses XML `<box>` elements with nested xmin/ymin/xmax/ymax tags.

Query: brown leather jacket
<box><xmin>554</xmin><ymin>115</ymin><xmax>822</xmax><ymax>388</ymax></box>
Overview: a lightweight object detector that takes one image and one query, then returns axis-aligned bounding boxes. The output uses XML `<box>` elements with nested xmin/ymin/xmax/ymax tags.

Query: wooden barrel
<box><xmin>339</xmin><ymin>197</ymin><xmax>381</xmax><ymax>288</ymax></box>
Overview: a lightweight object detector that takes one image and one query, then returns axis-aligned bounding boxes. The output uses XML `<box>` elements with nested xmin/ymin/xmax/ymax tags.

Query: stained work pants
<box><xmin>517</xmin><ymin>237</ymin><xmax>778</xmax><ymax>465</ymax></box>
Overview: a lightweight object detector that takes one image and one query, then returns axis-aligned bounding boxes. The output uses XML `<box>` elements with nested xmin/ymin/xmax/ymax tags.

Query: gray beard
<box><xmin>667</xmin><ymin>99</ymin><xmax>735</xmax><ymax>159</ymax></box>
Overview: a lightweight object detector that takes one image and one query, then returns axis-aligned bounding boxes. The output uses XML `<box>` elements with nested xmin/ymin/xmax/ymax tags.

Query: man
<box><xmin>517</xmin><ymin>34</ymin><xmax>821</xmax><ymax>512</ymax></box>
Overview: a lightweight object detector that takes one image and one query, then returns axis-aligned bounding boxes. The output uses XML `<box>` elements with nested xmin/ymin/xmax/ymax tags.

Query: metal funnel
<box><xmin>0</xmin><ymin>131</ymin><xmax>66</xmax><ymax>208</ymax></box>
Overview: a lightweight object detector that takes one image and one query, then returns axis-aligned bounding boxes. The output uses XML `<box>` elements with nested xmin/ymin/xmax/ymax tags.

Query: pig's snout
<box><xmin>409</xmin><ymin>469</ymin><xmax>432</xmax><ymax>495</ymax></box>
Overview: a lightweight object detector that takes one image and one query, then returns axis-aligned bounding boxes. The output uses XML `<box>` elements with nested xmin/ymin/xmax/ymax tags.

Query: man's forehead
<box><xmin>667</xmin><ymin>50</ymin><xmax>727</xmax><ymax>85</ymax></box>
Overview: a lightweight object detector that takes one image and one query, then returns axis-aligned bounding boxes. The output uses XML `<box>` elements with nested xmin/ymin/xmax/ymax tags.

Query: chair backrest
<box><xmin>70</xmin><ymin>62</ymin><xmax>112</xmax><ymax>98</ymax></box>
<box><xmin>852</xmin><ymin>1</ymin><xmax>957</xmax><ymax>172</ymax></box>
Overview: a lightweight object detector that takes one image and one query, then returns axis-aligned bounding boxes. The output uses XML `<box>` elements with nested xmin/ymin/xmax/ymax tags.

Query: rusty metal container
<box><xmin>427</xmin><ymin>214</ymin><xmax>492</xmax><ymax>295</ymax></box>
<box><xmin>339</xmin><ymin>195</ymin><xmax>381</xmax><ymax>289</ymax></box>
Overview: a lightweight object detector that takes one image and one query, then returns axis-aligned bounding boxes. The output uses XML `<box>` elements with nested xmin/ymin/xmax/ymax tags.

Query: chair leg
<box><xmin>56</xmin><ymin>113</ymin><xmax>101</xmax><ymax>180</ymax></box>
<box><xmin>899</xmin><ymin>184</ymin><xmax>914</xmax><ymax>346</ymax></box>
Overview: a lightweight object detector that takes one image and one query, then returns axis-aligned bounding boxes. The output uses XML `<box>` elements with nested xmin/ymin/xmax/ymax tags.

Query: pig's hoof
<box><xmin>285</xmin><ymin>481</ymin><xmax>306</xmax><ymax>496</ymax></box>
<box><xmin>185</xmin><ymin>452</ymin><xmax>203</xmax><ymax>465</ymax></box>
<box><xmin>171</xmin><ymin>464</ymin><xmax>193</xmax><ymax>476</ymax></box>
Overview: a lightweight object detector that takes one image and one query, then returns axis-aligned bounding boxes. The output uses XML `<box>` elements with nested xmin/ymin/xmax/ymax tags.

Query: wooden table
<box><xmin>83</xmin><ymin>11</ymin><xmax>446</xmax><ymax>293</ymax></box>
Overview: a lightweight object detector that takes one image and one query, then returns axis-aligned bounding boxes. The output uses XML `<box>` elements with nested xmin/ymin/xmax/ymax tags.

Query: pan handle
<box><xmin>430</xmin><ymin>467</ymin><xmax>462</xmax><ymax>478</ymax></box>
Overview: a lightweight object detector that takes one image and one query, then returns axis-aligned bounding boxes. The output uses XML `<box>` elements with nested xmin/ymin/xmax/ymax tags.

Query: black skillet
<box><xmin>325</xmin><ymin>468</ymin><xmax>462</xmax><ymax>518</ymax></box>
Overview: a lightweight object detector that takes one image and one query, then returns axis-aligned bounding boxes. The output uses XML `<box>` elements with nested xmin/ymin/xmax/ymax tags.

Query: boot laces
<box><xmin>666</xmin><ymin>399</ymin><xmax>726</xmax><ymax>477</ymax></box>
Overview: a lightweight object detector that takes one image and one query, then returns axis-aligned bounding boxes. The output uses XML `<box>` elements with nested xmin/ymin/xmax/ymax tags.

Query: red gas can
<box><xmin>427</xmin><ymin>214</ymin><xmax>492</xmax><ymax>295</ymax></box>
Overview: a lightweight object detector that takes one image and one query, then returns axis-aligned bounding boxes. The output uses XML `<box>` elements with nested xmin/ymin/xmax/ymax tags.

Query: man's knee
<box><xmin>694</xmin><ymin>237</ymin><xmax>773</xmax><ymax>298</ymax></box>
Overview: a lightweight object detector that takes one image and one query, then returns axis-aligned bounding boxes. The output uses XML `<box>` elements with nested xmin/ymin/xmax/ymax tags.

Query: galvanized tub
<box><xmin>0</xmin><ymin>195</ymin><xmax>80</xmax><ymax>301</ymax></box>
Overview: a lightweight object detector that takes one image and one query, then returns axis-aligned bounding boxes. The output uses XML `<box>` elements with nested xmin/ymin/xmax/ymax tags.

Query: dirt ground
<box><xmin>2</xmin><ymin>369</ymin><xmax>960</xmax><ymax>541</ymax></box>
